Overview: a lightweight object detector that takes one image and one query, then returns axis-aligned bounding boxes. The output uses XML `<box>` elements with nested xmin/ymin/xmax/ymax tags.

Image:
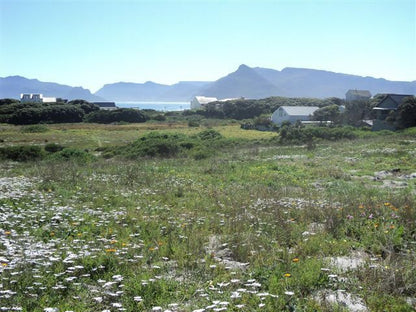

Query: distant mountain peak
<box><xmin>237</xmin><ymin>64</ymin><xmax>251</xmax><ymax>70</ymax></box>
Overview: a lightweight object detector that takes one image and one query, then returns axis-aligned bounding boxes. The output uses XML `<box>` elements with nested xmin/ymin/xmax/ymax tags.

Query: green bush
<box><xmin>0</xmin><ymin>145</ymin><xmax>44</xmax><ymax>161</ymax></box>
<box><xmin>84</xmin><ymin>109</ymin><xmax>147</xmax><ymax>123</ymax></box>
<box><xmin>44</xmin><ymin>143</ymin><xmax>64</xmax><ymax>153</ymax></box>
<box><xmin>279</xmin><ymin>125</ymin><xmax>357</xmax><ymax>144</ymax></box>
<box><xmin>49</xmin><ymin>148</ymin><xmax>96</xmax><ymax>162</ymax></box>
<box><xmin>197</xmin><ymin>129</ymin><xmax>222</xmax><ymax>140</ymax></box>
<box><xmin>188</xmin><ymin>120</ymin><xmax>200</xmax><ymax>127</ymax></box>
<box><xmin>20</xmin><ymin>124</ymin><xmax>49</xmax><ymax>133</ymax></box>
<box><xmin>121</xmin><ymin>133</ymin><xmax>188</xmax><ymax>158</ymax></box>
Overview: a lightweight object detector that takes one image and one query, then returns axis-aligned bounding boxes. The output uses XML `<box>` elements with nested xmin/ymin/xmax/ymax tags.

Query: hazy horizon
<box><xmin>1</xmin><ymin>0</ymin><xmax>415</xmax><ymax>93</ymax></box>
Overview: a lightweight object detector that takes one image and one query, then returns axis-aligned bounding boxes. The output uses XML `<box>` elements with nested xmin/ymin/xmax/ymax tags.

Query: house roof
<box><xmin>280</xmin><ymin>106</ymin><xmax>320</xmax><ymax>116</ymax></box>
<box><xmin>375</xmin><ymin>94</ymin><xmax>413</xmax><ymax>109</ymax></box>
<box><xmin>346</xmin><ymin>89</ymin><xmax>371</xmax><ymax>97</ymax></box>
<box><xmin>194</xmin><ymin>96</ymin><xmax>218</xmax><ymax>104</ymax></box>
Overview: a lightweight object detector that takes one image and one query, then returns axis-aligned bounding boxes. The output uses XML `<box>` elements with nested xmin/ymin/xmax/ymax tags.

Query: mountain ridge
<box><xmin>0</xmin><ymin>76</ymin><xmax>103</xmax><ymax>101</ymax></box>
<box><xmin>1</xmin><ymin>65</ymin><xmax>415</xmax><ymax>102</ymax></box>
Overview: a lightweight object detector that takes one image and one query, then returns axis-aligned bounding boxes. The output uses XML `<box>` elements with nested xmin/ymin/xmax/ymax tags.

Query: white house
<box><xmin>190</xmin><ymin>96</ymin><xmax>218</xmax><ymax>109</ymax></box>
<box><xmin>20</xmin><ymin>93</ymin><xmax>56</xmax><ymax>103</ymax></box>
<box><xmin>271</xmin><ymin>106</ymin><xmax>320</xmax><ymax>125</ymax></box>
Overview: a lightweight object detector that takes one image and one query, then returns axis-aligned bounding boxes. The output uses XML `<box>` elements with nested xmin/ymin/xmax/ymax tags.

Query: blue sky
<box><xmin>1</xmin><ymin>0</ymin><xmax>415</xmax><ymax>92</ymax></box>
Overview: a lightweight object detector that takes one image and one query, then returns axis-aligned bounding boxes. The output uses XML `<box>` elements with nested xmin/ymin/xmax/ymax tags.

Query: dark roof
<box><xmin>375</xmin><ymin>94</ymin><xmax>413</xmax><ymax>109</ymax></box>
<box><xmin>93</xmin><ymin>102</ymin><xmax>116</xmax><ymax>107</ymax></box>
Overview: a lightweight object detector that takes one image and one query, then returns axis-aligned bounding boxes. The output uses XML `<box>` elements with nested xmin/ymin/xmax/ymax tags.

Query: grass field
<box><xmin>0</xmin><ymin>122</ymin><xmax>415</xmax><ymax>311</ymax></box>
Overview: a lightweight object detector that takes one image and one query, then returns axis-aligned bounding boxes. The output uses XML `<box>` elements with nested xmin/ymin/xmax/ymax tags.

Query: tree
<box><xmin>313</xmin><ymin>104</ymin><xmax>341</xmax><ymax>124</ymax></box>
<box><xmin>0</xmin><ymin>98</ymin><xmax>20</xmax><ymax>106</ymax></box>
<box><xmin>395</xmin><ymin>96</ymin><xmax>416</xmax><ymax>129</ymax></box>
<box><xmin>343</xmin><ymin>100</ymin><xmax>371</xmax><ymax>126</ymax></box>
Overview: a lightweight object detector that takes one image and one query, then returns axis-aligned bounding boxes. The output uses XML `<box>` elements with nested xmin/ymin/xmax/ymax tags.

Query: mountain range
<box><xmin>1</xmin><ymin>65</ymin><xmax>415</xmax><ymax>102</ymax></box>
<box><xmin>0</xmin><ymin>76</ymin><xmax>103</xmax><ymax>102</ymax></box>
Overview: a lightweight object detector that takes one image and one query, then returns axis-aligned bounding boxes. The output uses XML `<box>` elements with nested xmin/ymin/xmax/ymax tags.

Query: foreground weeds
<box><xmin>0</xmin><ymin>125</ymin><xmax>415</xmax><ymax>311</ymax></box>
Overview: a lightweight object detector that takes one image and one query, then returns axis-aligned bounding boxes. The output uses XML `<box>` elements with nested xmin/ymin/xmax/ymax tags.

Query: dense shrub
<box><xmin>68</xmin><ymin>100</ymin><xmax>100</xmax><ymax>114</ymax></box>
<box><xmin>84</xmin><ymin>109</ymin><xmax>147</xmax><ymax>123</ymax></box>
<box><xmin>49</xmin><ymin>148</ymin><xmax>96</xmax><ymax>162</ymax></box>
<box><xmin>279</xmin><ymin>126</ymin><xmax>357</xmax><ymax>144</ymax></box>
<box><xmin>8</xmin><ymin>105</ymin><xmax>84</xmax><ymax>124</ymax></box>
<box><xmin>117</xmin><ymin>130</ymin><xmax>228</xmax><ymax>159</ymax></box>
<box><xmin>0</xmin><ymin>145</ymin><xmax>44</xmax><ymax>161</ymax></box>
<box><xmin>188</xmin><ymin>120</ymin><xmax>200</xmax><ymax>127</ymax></box>
<box><xmin>44</xmin><ymin>143</ymin><xmax>64</xmax><ymax>153</ymax></box>
<box><xmin>197</xmin><ymin>129</ymin><xmax>222</xmax><ymax>140</ymax></box>
<box><xmin>121</xmin><ymin>133</ymin><xmax>188</xmax><ymax>158</ymax></box>
<box><xmin>0</xmin><ymin>98</ymin><xmax>20</xmax><ymax>106</ymax></box>
<box><xmin>20</xmin><ymin>125</ymin><xmax>49</xmax><ymax>133</ymax></box>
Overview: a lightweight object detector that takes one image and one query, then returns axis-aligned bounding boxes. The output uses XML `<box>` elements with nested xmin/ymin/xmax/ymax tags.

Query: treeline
<box><xmin>0</xmin><ymin>99</ymin><xmax>147</xmax><ymax>124</ymax></box>
<box><xmin>185</xmin><ymin>96</ymin><xmax>344</xmax><ymax>120</ymax></box>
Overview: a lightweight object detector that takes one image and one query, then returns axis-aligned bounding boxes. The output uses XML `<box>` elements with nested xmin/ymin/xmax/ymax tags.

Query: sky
<box><xmin>0</xmin><ymin>0</ymin><xmax>415</xmax><ymax>92</ymax></box>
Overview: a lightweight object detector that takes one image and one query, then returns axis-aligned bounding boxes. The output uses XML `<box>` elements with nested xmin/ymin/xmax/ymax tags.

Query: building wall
<box><xmin>190</xmin><ymin>98</ymin><xmax>201</xmax><ymax>109</ymax></box>
<box><xmin>271</xmin><ymin>107</ymin><xmax>314</xmax><ymax>125</ymax></box>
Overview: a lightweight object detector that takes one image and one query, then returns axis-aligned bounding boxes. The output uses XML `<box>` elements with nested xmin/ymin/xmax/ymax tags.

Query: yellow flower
<box><xmin>4</xmin><ymin>231</ymin><xmax>11</xmax><ymax>235</ymax></box>
<box><xmin>284</xmin><ymin>273</ymin><xmax>291</xmax><ymax>278</ymax></box>
<box><xmin>358</xmin><ymin>204</ymin><xmax>364</xmax><ymax>209</ymax></box>
<box><xmin>105</xmin><ymin>248</ymin><xmax>116</xmax><ymax>253</ymax></box>
<box><xmin>1</xmin><ymin>263</ymin><xmax>7</xmax><ymax>267</ymax></box>
<box><xmin>292</xmin><ymin>258</ymin><xmax>299</xmax><ymax>263</ymax></box>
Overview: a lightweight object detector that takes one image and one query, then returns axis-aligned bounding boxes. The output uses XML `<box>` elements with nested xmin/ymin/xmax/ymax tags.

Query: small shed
<box><xmin>345</xmin><ymin>90</ymin><xmax>371</xmax><ymax>102</ymax></box>
<box><xmin>190</xmin><ymin>96</ymin><xmax>218</xmax><ymax>109</ymax></box>
<box><xmin>271</xmin><ymin>106</ymin><xmax>320</xmax><ymax>125</ymax></box>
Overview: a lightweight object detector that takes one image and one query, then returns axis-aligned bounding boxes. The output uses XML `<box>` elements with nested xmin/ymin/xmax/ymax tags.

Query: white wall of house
<box><xmin>20</xmin><ymin>93</ymin><xmax>56</xmax><ymax>103</ymax></box>
<box><xmin>271</xmin><ymin>106</ymin><xmax>319</xmax><ymax>125</ymax></box>
<box><xmin>190</xmin><ymin>96</ymin><xmax>218</xmax><ymax>109</ymax></box>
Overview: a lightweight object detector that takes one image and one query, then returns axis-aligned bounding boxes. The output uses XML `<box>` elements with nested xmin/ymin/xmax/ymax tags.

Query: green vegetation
<box><xmin>84</xmin><ymin>108</ymin><xmax>147</xmax><ymax>124</ymax></box>
<box><xmin>0</xmin><ymin>120</ymin><xmax>415</xmax><ymax>311</ymax></box>
<box><xmin>187</xmin><ymin>96</ymin><xmax>341</xmax><ymax>120</ymax></box>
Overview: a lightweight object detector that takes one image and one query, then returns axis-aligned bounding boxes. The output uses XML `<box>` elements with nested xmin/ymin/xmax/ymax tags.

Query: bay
<box><xmin>116</xmin><ymin>101</ymin><xmax>190</xmax><ymax>111</ymax></box>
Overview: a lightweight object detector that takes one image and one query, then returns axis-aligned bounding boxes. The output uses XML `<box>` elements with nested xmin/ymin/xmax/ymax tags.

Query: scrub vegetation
<box><xmin>0</xmin><ymin>121</ymin><xmax>415</xmax><ymax>311</ymax></box>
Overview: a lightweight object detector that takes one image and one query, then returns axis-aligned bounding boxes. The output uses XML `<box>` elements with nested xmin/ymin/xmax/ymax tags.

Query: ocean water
<box><xmin>116</xmin><ymin>101</ymin><xmax>190</xmax><ymax>111</ymax></box>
